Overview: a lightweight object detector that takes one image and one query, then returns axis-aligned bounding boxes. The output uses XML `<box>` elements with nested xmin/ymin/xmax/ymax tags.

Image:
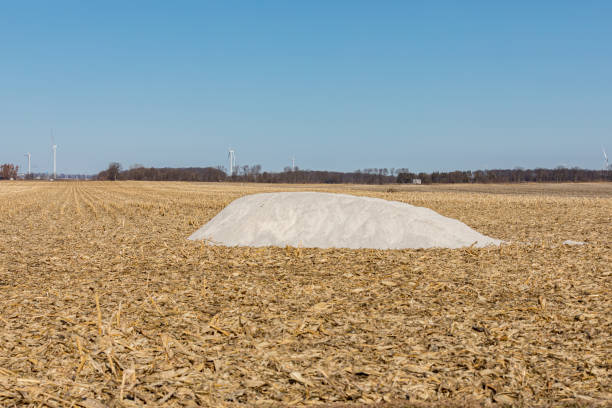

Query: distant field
<box><xmin>0</xmin><ymin>181</ymin><xmax>610</xmax><ymax>406</ymax></box>
<box><xmin>348</xmin><ymin>181</ymin><xmax>612</xmax><ymax>197</ymax></box>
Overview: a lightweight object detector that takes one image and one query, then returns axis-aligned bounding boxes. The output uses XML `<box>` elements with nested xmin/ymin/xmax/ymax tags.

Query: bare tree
<box><xmin>107</xmin><ymin>162</ymin><xmax>122</xmax><ymax>181</ymax></box>
<box><xmin>0</xmin><ymin>164</ymin><xmax>18</xmax><ymax>179</ymax></box>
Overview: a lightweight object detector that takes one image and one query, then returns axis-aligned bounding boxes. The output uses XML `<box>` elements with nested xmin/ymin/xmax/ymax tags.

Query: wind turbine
<box><xmin>52</xmin><ymin>143</ymin><xmax>57</xmax><ymax>179</ymax></box>
<box><xmin>292</xmin><ymin>156</ymin><xmax>295</xmax><ymax>172</ymax></box>
<box><xmin>228</xmin><ymin>148</ymin><xmax>236</xmax><ymax>176</ymax></box>
<box><xmin>603</xmin><ymin>147</ymin><xmax>609</xmax><ymax>171</ymax></box>
<box><xmin>24</xmin><ymin>152</ymin><xmax>31</xmax><ymax>176</ymax></box>
<box><xmin>49</xmin><ymin>129</ymin><xmax>58</xmax><ymax>180</ymax></box>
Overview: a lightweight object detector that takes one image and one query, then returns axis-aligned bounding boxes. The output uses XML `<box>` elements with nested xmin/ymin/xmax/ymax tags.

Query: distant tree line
<box><xmin>98</xmin><ymin>163</ymin><xmax>400</xmax><ymax>183</ymax></box>
<box><xmin>97</xmin><ymin>163</ymin><xmax>226</xmax><ymax>182</ymax></box>
<box><xmin>0</xmin><ymin>164</ymin><xmax>19</xmax><ymax>179</ymax></box>
<box><xmin>244</xmin><ymin>168</ymin><xmax>399</xmax><ymax>184</ymax></box>
<box><xmin>396</xmin><ymin>167</ymin><xmax>611</xmax><ymax>183</ymax></box>
<box><xmin>98</xmin><ymin>163</ymin><xmax>611</xmax><ymax>184</ymax></box>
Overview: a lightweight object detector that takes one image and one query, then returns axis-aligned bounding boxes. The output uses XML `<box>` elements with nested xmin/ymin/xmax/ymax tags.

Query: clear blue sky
<box><xmin>1</xmin><ymin>1</ymin><xmax>611</xmax><ymax>175</ymax></box>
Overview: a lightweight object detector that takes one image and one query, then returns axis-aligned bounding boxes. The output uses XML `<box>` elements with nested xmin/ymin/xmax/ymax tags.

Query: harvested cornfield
<box><xmin>0</xmin><ymin>181</ymin><xmax>610</xmax><ymax>407</ymax></box>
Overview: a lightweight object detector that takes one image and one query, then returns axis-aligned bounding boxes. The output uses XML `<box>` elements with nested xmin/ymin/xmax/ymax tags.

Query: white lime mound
<box><xmin>188</xmin><ymin>192</ymin><xmax>502</xmax><ymax>249</ymax></box>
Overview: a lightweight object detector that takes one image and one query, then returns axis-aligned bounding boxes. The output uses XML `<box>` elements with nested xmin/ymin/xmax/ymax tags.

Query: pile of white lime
<box><xmin>188</xmin><ymin>192</ymin><xmax>502</xmax><ymax>249</ymax></box>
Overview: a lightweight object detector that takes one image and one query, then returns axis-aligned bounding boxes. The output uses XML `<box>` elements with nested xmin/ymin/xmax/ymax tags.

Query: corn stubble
<box><xmin>0</xmin><ymin>181</ymin><xmax>610</xmax><ymax>407</ymax></box>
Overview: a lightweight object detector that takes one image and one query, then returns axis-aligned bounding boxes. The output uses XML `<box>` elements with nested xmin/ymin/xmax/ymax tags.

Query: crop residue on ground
<box><xmin>0</xmin><ymin>181</ymin><xmax>610</xmax><ymax>407</ymax></box>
